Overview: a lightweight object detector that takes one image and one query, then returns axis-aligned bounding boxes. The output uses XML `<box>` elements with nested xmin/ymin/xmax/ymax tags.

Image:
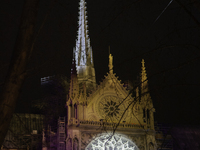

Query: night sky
<box><xmin>1</xmin><ymin>0</ymin><xmax>200</xmax><ymax>126</ymax></box>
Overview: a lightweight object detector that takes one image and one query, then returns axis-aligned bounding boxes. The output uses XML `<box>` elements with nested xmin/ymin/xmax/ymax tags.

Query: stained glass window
<box><xmin>86</xmin><ymin>133</ymin><xmax>139</xmax><ymax>150</ymax></box>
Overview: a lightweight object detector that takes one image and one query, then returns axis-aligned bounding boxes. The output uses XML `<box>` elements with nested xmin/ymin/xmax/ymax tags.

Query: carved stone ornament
<box><xmin>97</xmin><ymin>95</ymin><xmax>127</xmax><ymax>122</ymax></box>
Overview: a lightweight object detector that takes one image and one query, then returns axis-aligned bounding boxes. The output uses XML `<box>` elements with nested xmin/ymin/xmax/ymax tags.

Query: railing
<box><xmin>69</xmin><ymin>119</ymin><xmax>145</xmax><ymax>129</ymax></box>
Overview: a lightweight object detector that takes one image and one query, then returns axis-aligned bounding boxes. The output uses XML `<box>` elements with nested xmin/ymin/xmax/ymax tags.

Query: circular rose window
<box><xmin>85</xmin><ymin>133</ymin><xmax>139</xmax><ymax>150</ymax></box>
<box><xmin>97</xmin><ymin>95</ymin><xmax>127</xmax><ymax>122</ymax></box>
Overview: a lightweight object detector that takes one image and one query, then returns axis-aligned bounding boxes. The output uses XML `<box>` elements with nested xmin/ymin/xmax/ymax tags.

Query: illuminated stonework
<box><xmin>86</xmin><ymin>133</ymin><xmax>139</xmax><ymax>150</ymax></box>
<box><xmin>66</xmin><ymin>0</ymin><xmax>156</xmax><ymax>150</ymax></box>
<box><xmin>97</xmin><ymin>95</ymin><xmax>127</xmax><ymax>122</ymax></box>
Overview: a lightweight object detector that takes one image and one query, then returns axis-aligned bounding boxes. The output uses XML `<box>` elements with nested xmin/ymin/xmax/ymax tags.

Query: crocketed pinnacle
<box><xmin>141</xmin><ymin>59</ymin><xmax>148</xmax><ymax>94</ymax></box>
<box><xmin>69</xmin><ymin>58</ymin><xmax>79</xmax><ymax>99</ymax></box>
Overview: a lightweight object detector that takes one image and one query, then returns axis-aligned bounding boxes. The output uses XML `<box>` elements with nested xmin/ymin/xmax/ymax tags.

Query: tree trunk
<box><xmin>0</xmin><ymin>0</ymin><xmax>40</xmax><ymax>146</ymax></box>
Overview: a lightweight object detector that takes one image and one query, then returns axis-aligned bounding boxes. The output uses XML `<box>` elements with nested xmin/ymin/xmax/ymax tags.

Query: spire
<box><xmin>141</xmin><ymin>59</ymin><xmax>149</xmax><ymax>95</ymax></box>
<box><xmin>141</xmin><ymin>59</ymin><xmax>147</xmax><ymax>82</ymax></box>
<box><xmin>73</xmin><ymin>0</ymin><xmax>96</xmax><ymax>89</ymax></box>
<box><xmin>75</xmin><ymin>0</ymin><xmax>92</xmax><ymax>66</ymax></box>
<box><xmin>140</xmin><ymin>59</ymin><xmax>155</xmax><ymax>129</ymax></box>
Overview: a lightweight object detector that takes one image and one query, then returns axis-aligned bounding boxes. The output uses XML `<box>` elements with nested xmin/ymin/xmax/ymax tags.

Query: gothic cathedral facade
<box><xmin>65</xmin><ymin>0</ymin><xmax>156</xmax><ymax>149</ymax></box>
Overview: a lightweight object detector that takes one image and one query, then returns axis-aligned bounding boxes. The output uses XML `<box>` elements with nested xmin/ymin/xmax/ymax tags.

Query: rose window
<box><xmin>98</xmin><ymin>96</ymin><xmax>127</xmax><ymax>121</ymax></box>
<box><xmin>85</xmin><ymin>133</ymin><xmax>139</xmax><ymax>150</ymax></box>
<box><xmin>104</xmin><ymin>100</ymin><xmax>120</xmax><ymax>117</ymax></box>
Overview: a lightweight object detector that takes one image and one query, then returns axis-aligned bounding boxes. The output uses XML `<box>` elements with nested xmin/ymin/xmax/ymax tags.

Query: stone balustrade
<box><xmin>69</xmin><ymin>119</ymin><xmax>146</xmax><ymax>129</ymax></box>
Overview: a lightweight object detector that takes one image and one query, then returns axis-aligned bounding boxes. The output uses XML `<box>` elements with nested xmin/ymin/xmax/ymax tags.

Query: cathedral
<box><xmin>63</xmin><ymin>0</ymin><xmax>156</xmax><ymax>150</ymax></box>
<box><xmin>4</xmin><ymin>0</ymin><xmax>200</xmax><ymax>150</ymax></box>
<box><xmin>1</xmin><ymin>0</ymin><xmax>156</xmax><ymax>150</ymax></box>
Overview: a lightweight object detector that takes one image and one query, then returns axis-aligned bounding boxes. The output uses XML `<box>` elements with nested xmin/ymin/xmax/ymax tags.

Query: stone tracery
<box><xmin>85</xmin><ymin>133</ymin><xmax>139</xmax><ymax>150</ymax></box>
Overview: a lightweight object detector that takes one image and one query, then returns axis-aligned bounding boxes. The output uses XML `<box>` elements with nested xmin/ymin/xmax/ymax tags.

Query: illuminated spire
<box><xmin>73</xmin><ymin>0</ymin><xmax>96</xmax><ymax>89</ymax></box>
<box><xmin>75</xmin><ymin>0</ymin><xmax>92</xmax><ymax>66</ymax></box>
<box><xmin>141</xmin><ymin>59</ymin><xmax>148</xmax><ymax>94</ymax></box>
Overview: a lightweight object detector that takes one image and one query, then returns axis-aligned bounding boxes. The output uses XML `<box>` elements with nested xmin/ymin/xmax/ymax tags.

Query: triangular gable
<box><xmin>84</xmin><ymin>71</ymin><xmax>141</xmax><ymax>124</ymax></box>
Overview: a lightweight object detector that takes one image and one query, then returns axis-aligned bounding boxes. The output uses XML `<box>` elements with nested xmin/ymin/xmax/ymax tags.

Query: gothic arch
<box><xmin>66</xmin><ymin>138</ymin><xmax>72</xmax><ymax>150</ymax></box>
<box><xmin>73</xmin><ymin>137</ymin><xmax>79</xmax><ymax>150</ymax></box>
<box><xmin>85</xmin><ymin>133</ymin><xmax>139</xmax><ymax>150</ymax></box>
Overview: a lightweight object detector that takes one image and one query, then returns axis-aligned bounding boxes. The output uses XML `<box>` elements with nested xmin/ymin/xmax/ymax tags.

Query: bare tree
<box><xmin>0</xmin><ymin>0</ymin><xmax>40</xmax><ymax>145</ymax></box>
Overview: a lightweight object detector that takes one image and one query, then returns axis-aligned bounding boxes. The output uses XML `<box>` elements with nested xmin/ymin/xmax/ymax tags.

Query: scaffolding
<box><xmin>57</xmin><ymin>117</ymin><xmax>65</xmax><ymax>150</ymax></box>
<box><xmin>2</xmin><ymin>113</ymin><xmax>44</xmax><ymax>150</ymax></box>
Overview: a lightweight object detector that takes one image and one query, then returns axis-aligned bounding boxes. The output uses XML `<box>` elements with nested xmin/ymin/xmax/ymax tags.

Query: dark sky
<box><xmin>1</xmin><ymin>0</ymin><xmax>200</xmax><ymax>125</ymax></box>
